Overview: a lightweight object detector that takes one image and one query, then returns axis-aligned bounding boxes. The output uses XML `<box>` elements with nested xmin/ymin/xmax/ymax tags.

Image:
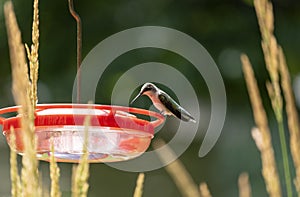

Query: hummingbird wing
<box><xmin>158</xmin><ymin>92</ymin><xmax>196</xmax><ymax>122</ymax></box>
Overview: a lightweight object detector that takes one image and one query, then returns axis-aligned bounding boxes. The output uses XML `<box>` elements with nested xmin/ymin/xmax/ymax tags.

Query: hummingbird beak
<box><xmin>130</xmin><ymin>92</ymin><xmax>142</xmax><ymax>105</ymax></box>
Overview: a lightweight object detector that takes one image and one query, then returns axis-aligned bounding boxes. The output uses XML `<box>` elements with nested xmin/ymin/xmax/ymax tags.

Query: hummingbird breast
<box><xmin>148</xmin><ymin>94</ymin><xmax>171</xmax><ymax>115</ymax></box>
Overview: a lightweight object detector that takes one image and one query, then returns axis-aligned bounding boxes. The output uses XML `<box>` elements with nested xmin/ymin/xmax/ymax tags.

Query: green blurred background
<box><xmin>0</xmin><ymin>0</ymin><xmax>300</xmax><ymax>196</ymax></box>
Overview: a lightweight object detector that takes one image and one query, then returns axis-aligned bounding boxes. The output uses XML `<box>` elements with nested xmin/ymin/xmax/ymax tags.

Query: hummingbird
<box><xmin>130</xmin><ymin>83</ymin><xmax>196</xmax><ymax>123</ymax></box>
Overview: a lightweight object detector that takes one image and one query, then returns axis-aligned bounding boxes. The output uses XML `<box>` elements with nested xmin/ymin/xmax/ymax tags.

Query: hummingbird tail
<box><xmin>189</xmin><ymin>118</ymin><xmax>196</xmax><ymax>123</ymax></box>
<box><xmin>180</xmin><ymin>110</ymin><xmax>196</xmax><ymax>123</ymax></box>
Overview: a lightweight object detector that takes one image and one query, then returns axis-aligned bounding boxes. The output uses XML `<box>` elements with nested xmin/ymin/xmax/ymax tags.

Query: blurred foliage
<box><xmin>0</xmin><ymin>0</ymin><xmax>300</xmax><ymax>196</ymax></box>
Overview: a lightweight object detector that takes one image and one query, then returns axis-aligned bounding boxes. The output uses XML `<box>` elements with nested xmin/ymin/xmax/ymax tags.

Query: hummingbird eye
<box><xmin>141</xmin><ymin>85</ymin><xmax>154</xmax><ymax>94</ymax></box>
<box><xmin>143</xmin><ymin>87</ymin><xmax>151</xmax><ymax>92</ymax></box>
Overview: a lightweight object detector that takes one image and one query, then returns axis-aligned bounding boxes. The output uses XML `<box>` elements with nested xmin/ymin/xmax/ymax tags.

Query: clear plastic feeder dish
<box><xmin>0</xmin><ymin>104</ymin><xmax>165</xmax><ymax>163</ymax></box>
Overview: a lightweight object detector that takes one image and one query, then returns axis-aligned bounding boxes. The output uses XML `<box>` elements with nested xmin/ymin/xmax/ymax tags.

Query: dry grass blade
<box><xmin>72</xmin><ymin>114</ymin><xmax>91</xmax><ymax>197</ymax></box>
<box><xmin>152</xmin><ymin>139</ymin><xmax>201</xmax><ymax>197</ymax></box>
<box><xmin>4</xmin><ymin>1</ymin><xmax>40</xmax><ymax>196</ymax></box>
<box><xmin>251</xmin><ymin>127</ymin><xmax>281</xmax><ymax>197</ymax></box>
<box><xmin>241</xmin><ymin>54</ymin><xmax>282</xmax><ymax>197</ymax></box>
<box><xmin>50</xmin><ymin>138</ymin><xmax>62</xmax><ymax>197</ymax></box>
<box><xmin>199</xmin><ymin>182</ymin><xmax>212</xmax><ymax>197</ymax></box>
<box><xmin>278</xmin><ymin>46</ymin><xmax>300</xmax><ymax>194</ymax></box>
<box><xmin>71</xmin><ymin>165</ymin><xmax>77</xmax><ymax>196</ymax></box>
<box><xmin>133</xmin><ymin>173</ymin><xmax>145</xmax><ymax>197</ymax></box>
<box><xmin>4</xmin><ymin>1</ymin><xmax>30</xmax><ymax>104</ymax></box>
<box><xmin>42</xmin><ymin>187</ymin><xmax>50</xmax><ymax>197</ymax></box>
<box><xmin>254</xmin><ymin>0</ymin><xmax>274</xmax><ymax>41</ymax></box>
<box><xmin>9</xmin><ymin>127</ymin><xmax>22</xmax><ymax>197</ymax></box>
<box><xmin>238</xmin><ymin>173</ymin><xmax>252</xmax><ymax>197</ymax></box>
<box><xmin>253</xmin><ymin>0</ymin><xmax>292</xmax><ymax>196</ymax></box>
<box><xmin>255</xmin><ymin>0</ymin><xmax>282</xmax><ymax>123</ymax></box>
<box><xmin>25</xmin><ymin>0</ymin><xmax>40</xmax><ymax>108</ymax></box>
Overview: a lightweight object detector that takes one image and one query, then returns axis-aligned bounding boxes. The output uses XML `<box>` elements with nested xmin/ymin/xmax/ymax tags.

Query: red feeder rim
<box><xmin>0</xmin><ymin>104</ymin><xmax>165</xmax><ymax>133</ymax></box>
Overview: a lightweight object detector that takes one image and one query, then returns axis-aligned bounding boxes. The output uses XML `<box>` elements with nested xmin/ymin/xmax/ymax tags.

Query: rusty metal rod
<box><xmin>68</xmin><ymin>0</ymin><xmax>82</xmax><ymax>103</ymax></box>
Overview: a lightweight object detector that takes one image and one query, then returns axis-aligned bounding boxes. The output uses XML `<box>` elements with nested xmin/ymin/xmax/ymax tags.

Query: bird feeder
<box><xmin>0</xmin><ymin>104</ymin><xmax>165</xmax><ymax>163</ymax></box>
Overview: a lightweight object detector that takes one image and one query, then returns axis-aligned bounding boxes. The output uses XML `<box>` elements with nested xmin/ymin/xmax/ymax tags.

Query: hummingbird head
<box><xmin>140</xmin><ymin>83</ymin><xmax>157</xmax><ymax>95</ymax></box>
<box><xmin>130</xmin><ymin>83</ymin><xmax>158</xmax><ymax>104</ymax></box>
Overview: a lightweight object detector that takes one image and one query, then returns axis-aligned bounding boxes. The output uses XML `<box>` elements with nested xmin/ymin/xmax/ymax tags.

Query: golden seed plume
<box><xmin>278</xmin><ymin>45</ymin><xmax>300</xmax><ymax>193</ymax></box>
<box><xmin>238</xmin><ymin>173</ymin><xmax>252</xmax><ymax>197</ymax></box>
<box><xmin>241</xmin><ymin>54</ymin><xmax>282</xmax><ymax>197</ymax></box>
<box><xmin>26</xmin><ymin>0</ymin><xmax>40</xmax><ymax>108</ymax></box>
<box><xmin>9</xmin><ymin>127</ymin><xmax>22</xmax><ymax>197</ymax></box>
<box><xmin>199</xmin><ymin>182</ymin><xmax>212</xmax><ymax>197</ymax></box>
<box><xmin>254</xmin><ymin>0</ymin><xmax>293</xmax><ymax>196</ymax></box>
<box><xmin>133</xmin><ymin>173</ymin><xmax>145</xmax><ymax>197</ymax></box>
<box><xmin>152</xmin><ymin>139</ymin><xmax>201</xmax><ymax>197</ymax></box>
<box><xmin>72</xmin><ymin>113</ymin><xmax>91</xmax><ymax>197</ymax></box>
<box><xmin>4</xmin><ymin>1</ymin><xmax>40</xmax><ymax>196</ymax></box>
<box><xmin>50</xmin><ymin>138</ymin><xmax>62</xmax><ymax>197</ymax></box>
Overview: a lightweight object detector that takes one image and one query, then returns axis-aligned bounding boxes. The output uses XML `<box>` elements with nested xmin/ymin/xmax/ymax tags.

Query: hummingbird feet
<box><xmin>159</xmin><ymin>111</ymin><xmax>168</xmax><ymax>119</ymax></box>
<box><xmin>159</xmin><ymin>110</ymin><xmax>165</xmax><ymax>115</ymax></box>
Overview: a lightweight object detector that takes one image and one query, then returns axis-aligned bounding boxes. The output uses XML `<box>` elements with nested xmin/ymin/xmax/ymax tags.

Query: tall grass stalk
<box><xmin>25</xmin><ymin>0</ymin><xmax>39</xmax><ymax>109</ymax></box>
<box><xmin>50</xmin><ymin>138</ymin><xmax>62</xmax><ymax>197</ymax></box>
<box><xmin>5</xmin><ymin>1</ymin><xmax>94</xmax><ymax>196</ymax></box>
<box><xmin>241</xmin><ymin>55</ymin><xmax>282</xmax><ymax>197</ymax></box>
<box><xmin>199</xmin><ymin>182</ymin><xmax>212</xmax><ymax>197</ymax></box>
<box><xmin>4</xmin><ymin>0</ymin><xmax>41</xmax><ymax>196</ymax></box>
<box><xmin>72</xmin><ymin>114</ymin><xmax>91</xmax><ymax>197</ymax></box>
<box><xmin>9</xmin><ymin>127</ymin><xmax>22</xmax><ymax>197</ymax></box>
<box><xmin>254</xmin><ymin>0</ymin><xmax>293</xmax><ymax>196</ymax></box>
<box><xmin>133</xmin><ymin>173</ymin><xmax>145</xmax><ymax>197</ymax></box>
<box><xmin>152</xmin><ymin>139</ymin><xmax>201</xmax><ymax>197</ymax></box>
<box><xmin>278</xmin><ymin>46</ymin><xmax>300</xmax><ymax>194</ymax></box>
<box><xmin>238</xmin><ymin>173</ymin><xmax>252</xmax><ymax>197</ymax></box>
<box><xmin>20</xmin><ymin>0</ymin><xmax>41</xmax><ymax>193</ymax></box>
